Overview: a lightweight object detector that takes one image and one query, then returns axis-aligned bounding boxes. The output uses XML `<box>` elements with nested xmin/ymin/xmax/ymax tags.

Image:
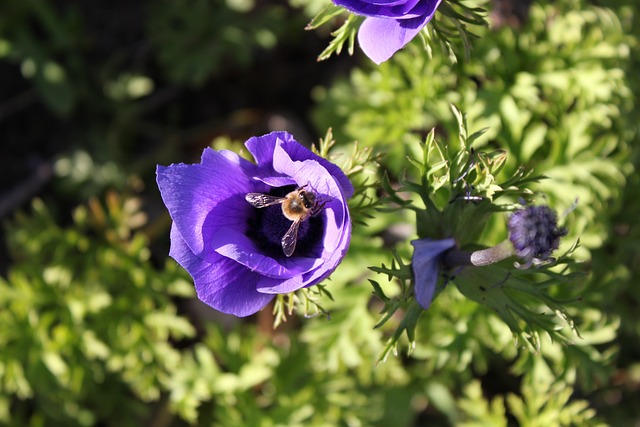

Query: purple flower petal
<box><xmin>170</xmin><ymin>224</ymin><xmax>275</xmax><ymax>317</ymax></box>
<box><xmin>212</xmin><ymin>226</ymin><xmax>324</xmax><ymax>278</ymax></box>
<box><xmin>333</xmin><ymin>0</ymin><xmax>422</xmax><ymax>19</ymax></box>
<box><xmin>411</xmin><ymin>238</ymin><xmax>456</xmax><ymax>310</ymax></box>
<box><xmin>358</xmin><ymin>13</ymin><xmax>433</xmax><ymax>64</ymax></box>
<box><xmin>270</xmin><ymin>144</ymin><xmax>352</xmax><ymax>265</ymax></box>
<box><xmin>246</xmin><ymin>132</ymin><xmax>354</xmax><ymax>199</ymax></box>
<box><xmin>156</xmin><ymin>148</ymin><xmax>263</xmax><ymax>257</ymax></box>
<box><xmin>300</xmin><ymin>224</ymin><xmax>351</xmax><ymax>285</ymax></box>
<box><xmin>331</xmin><ymin>0</ymin><xmax>442</xmax><ymax>63</ymax></box>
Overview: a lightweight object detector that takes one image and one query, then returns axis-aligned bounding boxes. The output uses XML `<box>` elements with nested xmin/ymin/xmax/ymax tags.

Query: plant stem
<box><xmin>443</xmin><ymin>240</ymin><xmax>515</xmax><ymax>268</ymax></box>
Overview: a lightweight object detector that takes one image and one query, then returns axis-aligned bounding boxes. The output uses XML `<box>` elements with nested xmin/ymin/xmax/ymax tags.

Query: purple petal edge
<box><xmin>170</xmin><ymin>224</ymin><xmax>275</xmax><ymax>317</ymax></box>
<box><xmin>246</xmin><ymin>131</ymin><xmax>354</xmax><ymax>199</ymax></box>
<box><xmin>411</xmin><ymin>238</ymin><xmax>455</xmax><ymax>310</ymax></box>
<box><xmin>357</xmin><ymin>9</ymin><xmax>435</xmax><ymax>64</ymax></box>
<box><xmin>156</xmin><ymin>148</ymin><xmax>255</xmax><ymax>257</ymax></box>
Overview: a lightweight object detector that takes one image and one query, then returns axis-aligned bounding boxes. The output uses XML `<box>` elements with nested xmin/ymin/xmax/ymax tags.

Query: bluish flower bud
<box><xmin>508</xmin><ymin>205</ymin><xmax>567</xmax><ymax>266</ymax></box>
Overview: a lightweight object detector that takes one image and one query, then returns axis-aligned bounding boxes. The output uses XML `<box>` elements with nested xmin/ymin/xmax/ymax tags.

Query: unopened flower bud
<box><xmin>508</xmin><ymin>205</ymin><xmax>567</xmax><ymax>266</ymax></box>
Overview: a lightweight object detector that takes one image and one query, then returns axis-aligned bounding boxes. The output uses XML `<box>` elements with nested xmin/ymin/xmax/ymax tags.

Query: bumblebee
<box><xmin>245</xmin><ymin>186</ymin><xmax>325</xmax><ymax>257</ymax></box>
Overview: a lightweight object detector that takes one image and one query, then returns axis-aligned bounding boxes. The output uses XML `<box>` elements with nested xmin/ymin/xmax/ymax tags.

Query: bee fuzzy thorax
<box><xmin>281</xmin><ymin>190</ymin><xmax>316</xmax><ymax>221</ymax></box>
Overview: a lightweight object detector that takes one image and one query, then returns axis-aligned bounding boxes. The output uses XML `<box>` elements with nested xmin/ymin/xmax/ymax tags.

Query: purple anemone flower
<box><xmin>332</xmin><ymin>0</ymin><xmax>443</xmax><ymax>64</ymax></box>
<box><xmin>156</xmin><ymin>131</ymin><xmax>353</xmax><ymax>317</ymax></box>
<box><xmin>411</xmin><ymin>238</ymin><xmax>455</xmax><ymax>309</ymax></box>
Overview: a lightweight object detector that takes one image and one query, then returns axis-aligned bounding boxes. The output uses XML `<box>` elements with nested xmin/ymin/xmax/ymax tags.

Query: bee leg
<box><xmin>311</xmin><ymin>200</ymin><xmax>328</xmax><ymax>217</ymax></box>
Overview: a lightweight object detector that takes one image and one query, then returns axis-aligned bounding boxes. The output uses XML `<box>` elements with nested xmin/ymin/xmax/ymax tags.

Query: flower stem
<box><xmin>443</xmin><ymin>240</ymin><xmax>515</xmax><ymax>268</ymax></box>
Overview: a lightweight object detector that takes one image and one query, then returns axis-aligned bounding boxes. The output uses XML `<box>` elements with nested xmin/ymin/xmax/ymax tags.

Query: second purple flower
<box><xmin>333</xmin><ymin>0</ymin><xmax>443</xmax><ymax>64</ymax></box>
<box><xmin>156</xmin><ymin>132</ymin><xmax>353</xmax><ymax>317</ymax></box>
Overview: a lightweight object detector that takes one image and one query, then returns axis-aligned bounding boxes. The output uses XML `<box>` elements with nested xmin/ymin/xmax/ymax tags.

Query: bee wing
<box><xmin>245</xmin><ymin>193</ymin><xmax>285</xmax><ymax>208</ymax></box>
<box><xmin>281</xmin><ymin>220</ymin><xmax>301</xmax><ymax>257</ymax></box>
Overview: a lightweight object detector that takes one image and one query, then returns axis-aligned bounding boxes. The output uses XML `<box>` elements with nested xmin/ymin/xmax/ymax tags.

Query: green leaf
<box><xmin>317</xmin><ymin>14</ymin><xmax>363</xmax><ymax>61</ymax></box>
<box><xmin>454</xmin><ymin>263</ymin><xmax>581</xmax><ymax>351</ymax></box>
<box><xmin>305</xmin><ymin>4</ymin><xmax>346</xmax><ymax>30</ymax></box>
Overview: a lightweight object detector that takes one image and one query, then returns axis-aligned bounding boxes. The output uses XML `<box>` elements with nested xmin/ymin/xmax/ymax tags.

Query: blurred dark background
<box><xmin>0</xmin><ymin>0</ymin><xmax>358</xmax><ymax>268</ymax></box>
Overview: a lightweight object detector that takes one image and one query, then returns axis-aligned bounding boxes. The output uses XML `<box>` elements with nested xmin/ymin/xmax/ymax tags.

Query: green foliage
<box><xmin>454</xmin><ymin>260</ymin><xmax>581</xmax><ymax>351</ymax></box>
<box><xmin>167</xmin><ymin>257</ymin><xmax>415</xmax><ymax>426</ymax></box>
<box><xmin>0</xmin><ymin>145</ymin><xmax>412</xmax><ymax>427</ymax></box>
<box><xmin>426</xmin><ymin>0</ymin><xmax>489</xmax><ymax>62</ymax></box>
<box><xmin>367</xmin><ymin>106</ymin><xmax>587</xmax><ymax>356</ymax></box>
<box><xmin>2</xmin><ymin>0</ymin><xmax>639</xmax><ymax>425</ymax></box>
<box><xmin>457</xmin><ymin>381</ymin><xmax>508</xmax><ymax>427</ymax></box>
<box><xmin>457</xmin><ymin>358</ymin><xmax>605</xmax><ymax>427</ymax></box>
<box><xmin>147</xmin><ymin>0</ymin><xmax>290</xmax><ymax>86</ymax></box>
<box><xmin>305</xmin><ymin>0</ymin><xmax>488</xmax><ymax>62</ymax></box>
<box><xmin>1</xmin><ymin>194</ymin><xmax>195</xmax><ymax>425</ymax></box>
<box><xmin>313</xmin><ymin>0</ymin><xmax>634</xmax><ymax>255</ymax></box>
<box><xmin>309</xmin><ymin>0</ymin><xmax>637</xmax><ymax>423</ymax></box>
<box><xmin>302</xmin><ymin>4</ymin><xmax>363</xmax><ymax>62</ymax></box>
<box><xmin>312</xmin><ymin>44</ymin><xmax>455</xmax><ymax>169</ymax></box>
<box><xmin>508</xmin><ymin>358</ymin><xmax>603</xmax><ymax>426</ymax></box>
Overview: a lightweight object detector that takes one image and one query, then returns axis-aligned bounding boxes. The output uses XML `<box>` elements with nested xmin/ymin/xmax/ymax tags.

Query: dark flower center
<box><xmin>246</xmin><ymin>185</ymin><xmax>325</xmax><ymax>258</ymax></box>
<box><xmin>508</xmin><ymin>205</ymin><xmax>567</xmax><ymax>262</ymax></box>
